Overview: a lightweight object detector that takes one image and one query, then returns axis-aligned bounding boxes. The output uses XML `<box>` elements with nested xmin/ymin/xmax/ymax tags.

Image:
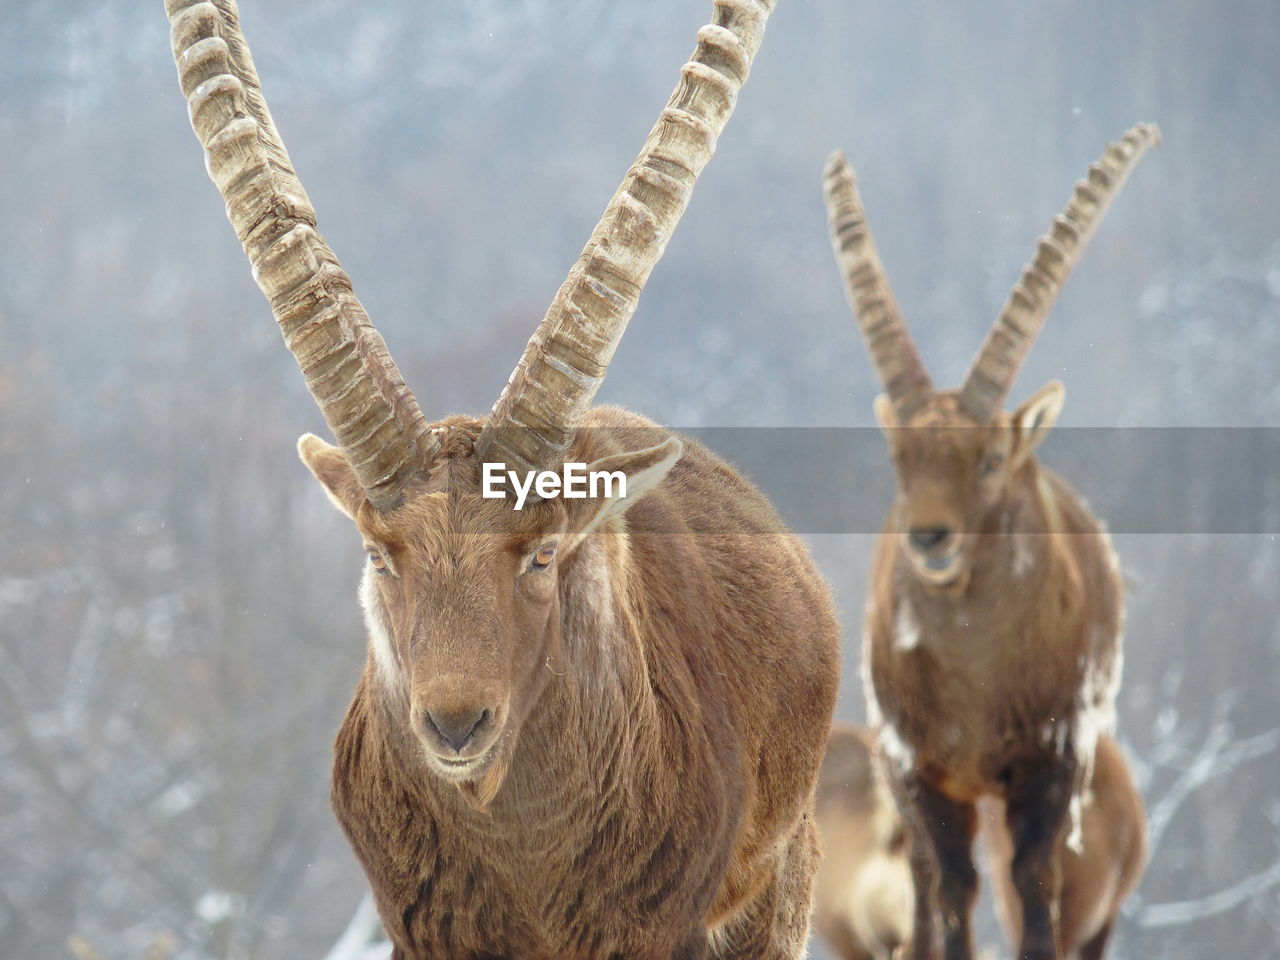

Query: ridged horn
<box><xmin>476</xmin><ymin>0</ymin><xmax>776</xmax><ymax>474</ymax></box>
<box><xmin>958</xmin><ymin>122</ymin><xmax>1161</xmax><ymax>423</ymax></box>
<box><xmin>823</xmin><ymin>150</ymin><xmax>932</xmax><ymax>421</ymax></box>
<box><xmin>166</xmin><ymin>0</ymin><xmax>437</xmax><ymax>512</ymax></box>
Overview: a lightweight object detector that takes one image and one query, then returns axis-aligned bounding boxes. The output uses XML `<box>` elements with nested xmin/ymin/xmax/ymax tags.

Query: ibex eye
<box><xmin>531</xmin><ymin>543</ymin><xmax>558</xmax><ymax>571</ymax></box>
<box><xmin>367</xmin><ymin>551</ymin><xmax>389</xmax><ymax>574</ymax></box>
<box><xmin>981</xmin><ymin>453</ymin><xmax>1005</xmax><ymax>474</ymax></box>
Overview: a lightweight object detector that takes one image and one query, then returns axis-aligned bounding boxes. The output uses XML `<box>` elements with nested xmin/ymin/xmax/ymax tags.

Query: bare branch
<box><xmin>1137</xmin><ymin>859</ymin><xmax>1280</xmax><ymax>928</ymax></box>
<box><xmin>1144</xmin><ymin>722</ymin><xmax>1280</xmax><ymax>854</ymax></box>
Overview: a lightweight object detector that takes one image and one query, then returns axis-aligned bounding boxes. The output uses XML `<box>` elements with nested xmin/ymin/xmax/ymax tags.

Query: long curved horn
<box><xmin>477</xmin><ymin>0</ymin><xmax>776</xmax><ymax>473</ymax></box>
<box><xmin>824</xmin><ymin>151</ymin><xmax>932</xmax><ymax>421</ymax></box>
<box><xmin>958</xmin><ymin>122</ymin><xmax>1161</xmax><ymax>423</ymax></box>
<box><xmin>166</xmin><ymin>0</ymin><xmax>437</xmax><ymax>512</ymax></box>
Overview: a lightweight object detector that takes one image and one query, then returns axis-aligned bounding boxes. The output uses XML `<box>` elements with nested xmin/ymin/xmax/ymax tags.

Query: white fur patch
<box><xmin>1071</xmin><ymin>629</ymin><xmax>1123</xmax><ymax>819</ymax></box>
<box><xmin>894</xmin><ymin>598</ymin><xmax>920</xmax><ymax>652</ymax></box>
<box><xmin>863</xmin><ymin>625</ymin><xmax>915</xmax><ymax>774</ymax></box>
<box><xmin>1038</xmin><ymin>720</ymin><xmax>1056</xmax><ymax>748</ymax></box>
<box><xmin>878</xmin><ymin>722</ymin><xmax>916</xmax><ymax>776</ymax></box>
<box><xmin>1011</xmin><ymin>533</ymin><xmax>1035</xmax><ymax>580</ymax></box>
<box><xmin>1037</xmin><ymin>717</ymin><xmax>1070</xmax><ymax>757</ymax></box>
<box><xmin>1065</xmin><ymin>792</ymin><xmax>1085</xmax><ymax>856</ymax></box>
<box><xmin>558</xmin><ymin>535</ymin><xmax>622</xmax><ymax>681</ymax></box>
<box><xmin>1075</xmin><ymin>634</ymin><xmax>1122</xmax><ymax>745</ymax></box>
<box><xmin>360</xmin><ymin>567</ymin><xmax>405</xmax><ymax>696</ymax></box>
<box><xmin>1097</xmin><ymin>523</ymin><xmax>1124</xmax><ymax>582</ymax></box>
<box><xmin>861</xmin><ymin>630</ymin><xmax>882</xmax><ymax>727</ymax></box>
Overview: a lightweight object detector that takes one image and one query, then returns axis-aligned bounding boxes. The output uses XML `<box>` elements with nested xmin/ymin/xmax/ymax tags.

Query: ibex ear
<box><xmin>298</xmin><ymin>434</ymin><xmax>366</xmax><ymax>520</ymax></box>
<box><xmin>575</xmin><ymin>436</ymin><xmax>683</xmax><ymax>537</ymax></box>
<box><xmin>873</xmin><ymin>394</ymin><xmax>903</xmax><ymax>456</ymax></box>
<box><xmin>1011</xmin><ymin>381</ymin><xmax>1065</xmax><ymax>464</ymax></box>
<box><xmin>873</xmin><ymin>393</ymin><xmax>898</xmax><ymax>435</ymax></box>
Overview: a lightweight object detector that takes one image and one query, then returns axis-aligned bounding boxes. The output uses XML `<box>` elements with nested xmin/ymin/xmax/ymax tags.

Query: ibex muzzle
<box><xmin>418</xmin><ymin>684</ymin><xmax>501</xmax><ymax>760</ymax></box>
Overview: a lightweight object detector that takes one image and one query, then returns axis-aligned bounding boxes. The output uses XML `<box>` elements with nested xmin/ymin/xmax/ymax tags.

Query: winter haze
<box><xmin>1</xmin><ymin>0</ymin><xmax>1278</xmax><ymax>958</ymax></box>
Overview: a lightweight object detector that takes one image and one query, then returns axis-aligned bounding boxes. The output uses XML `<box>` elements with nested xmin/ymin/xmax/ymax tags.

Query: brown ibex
<box><xmin>166</xmin><ymin>1</ymin><xmax>840</xmax><ymax>957</ymax></box>
<box><xmin>812</xmin><ymin>728</ymin><xmax>1145</xmax><ymax>960</ymax></box>
<box><xmin>821</xmin><ymin>124</ymin><xmax>1159</xmax><ymax>960</ymax></box>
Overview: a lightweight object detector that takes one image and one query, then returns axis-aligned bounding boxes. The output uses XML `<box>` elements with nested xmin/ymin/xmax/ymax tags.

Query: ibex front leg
<box><xmin>1002</xmin><ymin>754</ymin><xmax>1077</xmax><ymax>960</ymax></box>
<box><xmin>895</xmin><ymin>774</ymin><xmax>978</xmax><ymax>960</ymax></box>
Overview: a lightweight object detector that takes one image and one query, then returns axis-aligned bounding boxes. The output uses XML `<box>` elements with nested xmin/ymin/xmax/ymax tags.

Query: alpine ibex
<box><xmin>822</xmin><ymin>124</ymin><xmax>1158</xmax><ymax>960</ymax></box>
<box><xmin>166</xmin><ymin>1</ymin><xmax>840</xmax><ymax>957</ymax></box>
<box><xmin>812</xmin><ymin>728</ymin><xmax>1145</xmax><ymax>960</ymax></box>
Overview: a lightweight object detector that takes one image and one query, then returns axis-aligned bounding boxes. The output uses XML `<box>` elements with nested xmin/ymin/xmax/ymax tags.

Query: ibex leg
<box><xmin>1003</xmin><ymin>755</ymin><xmax>1076</xmax><ymax>960</ymax></box>
<box><xmin>894</xmin><ymin>774</ymin><xmax>978</xmax><ymax>960</ymax></box>
<box><xmin>711</xmin><ymin>813</ymin><xmax>819</xmax><ymax>959</ymax></box>
<box><xmin>1075</xmin><ymin>919</ymin><xmax>1115</xmax><ymax>960</ymax></box>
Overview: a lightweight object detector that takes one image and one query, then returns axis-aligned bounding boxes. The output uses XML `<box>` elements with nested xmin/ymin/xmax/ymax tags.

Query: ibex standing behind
<box><xmin>811</xmin><ymin>728</ymin><xmax>1145</xmax><ymax>960</ymax></box>
<box><xmin>822</xmin><ymin>124</ymin><xmax>1158</xmax><ymax>960</ymax></box>
<box><xmin>166</xmin><ymin>1</ymin><xmax>840</xmax><ymax>957</ymax></box>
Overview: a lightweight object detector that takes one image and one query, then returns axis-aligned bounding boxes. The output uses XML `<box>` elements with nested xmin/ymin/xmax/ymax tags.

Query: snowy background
<box><xmin>1</xmin><ymin>0</ymin><xmax>1278</xmax><ymax>957</ymax></box>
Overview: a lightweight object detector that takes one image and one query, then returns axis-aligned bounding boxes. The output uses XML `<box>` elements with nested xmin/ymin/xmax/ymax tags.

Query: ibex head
<box><xmin>300</xmin><ymin>420</ymin><xmax>680</xmax><ymax>797</ymax></box>
<box><xmin>868</xmin><ymin>384</ymin><xmax>1065</xmax><ymax>589</ymax></box>
<box><xmin>167</xmin><ymin>0</ymin><xmax>772</xmax><ymax>805</ymax></box>
<box><xmin>824</xmin><ymin>125</ymin><xmax>1159</xmax><ymax>589</ymax></box>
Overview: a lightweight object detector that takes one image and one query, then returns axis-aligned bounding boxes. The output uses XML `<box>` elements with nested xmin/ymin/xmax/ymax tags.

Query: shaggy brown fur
<box><xmin>864</xmin><ymin>387</ymin><xmax>1126</xmax><ymax>960</ymax></box>
<box><xmin>303</xmin><ymin>405</ymin><xmax>840</xmax><ymax>959</ymax></box>
<box><xmin>812</xmin><ymin>728</ymin><xmax>1144</xmax><ymax>960</ymax></box>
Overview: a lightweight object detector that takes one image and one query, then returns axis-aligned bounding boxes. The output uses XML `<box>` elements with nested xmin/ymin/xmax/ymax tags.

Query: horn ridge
<box><xmin>958</xmin><ymin>122</ymin><xmax>1160</xmax><ymax>422</ymax></box>
<box><xmin>166</xmin><ymin>0</ymin><xmax>436</xmax><ymax>511</ymax></box>
<box><xmin>823</xmin><ymin>150</ymin><xmax>933</xmax><ymax>421</ymax></box>
<box><xmin>477</xmin><ymin>0</ymin><xmax>777</xmax><ymax>474</ymax></box>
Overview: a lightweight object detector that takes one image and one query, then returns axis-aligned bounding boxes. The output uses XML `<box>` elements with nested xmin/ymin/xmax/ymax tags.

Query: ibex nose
<box><xmin>423</xmin><ymin>706</ymin><xmax>491</xmax><ymax>753</ymax></box>
<box><xmin>908</xmin><ymin>526</ymin><xmax>952</xmax><ymax>551</ymax></box>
